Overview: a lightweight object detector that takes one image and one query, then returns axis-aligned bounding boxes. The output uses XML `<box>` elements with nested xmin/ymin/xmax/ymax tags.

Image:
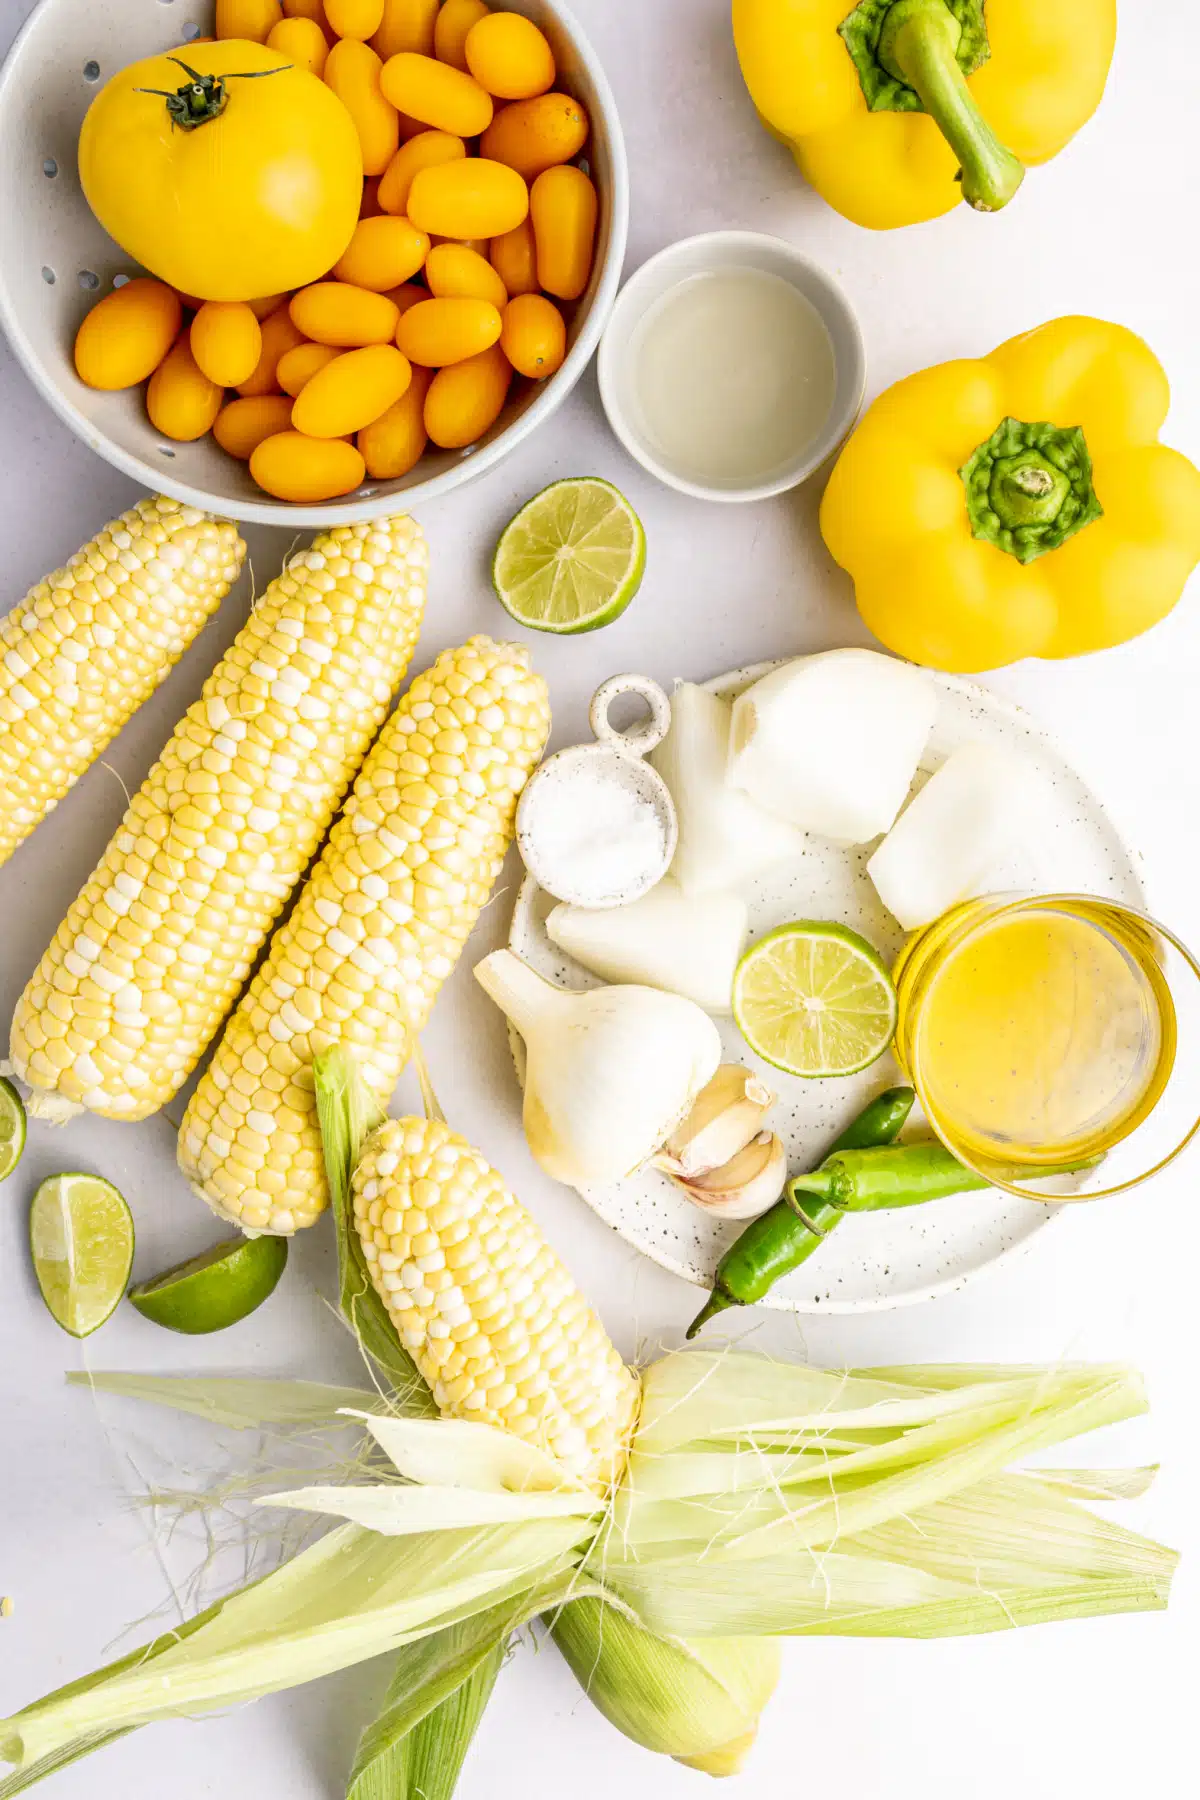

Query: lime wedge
<box><xmin>129</xmin><ymin>1234</ymin><xmax>288</xmax><ymax>1334</ymax></box>
<box><xmin>493</xmin><ymin>477</ymin><xmax>646</xmax><ymax>633</ymax></box>
<box><xmin>30</xmin><ymin>1173</ymin><xmax>134</xmax><ymax>1337</ymax></box>
<box><xmin>732</xmin><ymin>922</ymin><xmax>898</xmax><ymax>1078</ymax></box>
<box><xmin>0</xmin><ymin>1078</ymin><xmax>26</xmax><ymax>1182</ymax></box>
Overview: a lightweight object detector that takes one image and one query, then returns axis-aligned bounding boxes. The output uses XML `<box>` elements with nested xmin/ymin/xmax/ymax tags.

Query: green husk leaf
<box><xmin>348</xmin><ymin>1575</ymin><xmax>579</xmax><ymax>1800</ymax></box>
<box><xmin>350</xmin><ymin>1412</ymin><xmax>590</xmax><ymax>1495</ymax></box>
<box><xmin>551</xmin><ymin>1594</ymin><xmax>780</xmax><ymax>1762</ymax></box>
<box><xmin>258</xmin><ymin>1483</ymin><xmax>600</xmax><ymax>1534</ymax></box>
<box><xmin>1024</xmin><ymin>1466</ymin><xmax>1159</xmax><ymax>1502</ymax></box>
<box><xmin>314</xmin><ymin>1046</ymin><xmax>437</xmax><ymax>1416</ymax></box>
<box><xmin>66</xmin><ymin>1373</ymin><xmax>382</xmax><ymax>1431</ymax></box>
<box><xmin>0</xmin><ymin>1521</ymin><xmax>585</xmax><ymax>1771</ymax></box>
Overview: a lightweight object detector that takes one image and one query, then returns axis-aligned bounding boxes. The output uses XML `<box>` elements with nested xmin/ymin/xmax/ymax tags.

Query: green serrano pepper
<box><xmin>685</xmin><ymin>1087</ymin><xmax>915</xmax><ymax>1339</ymax></box>
<box><xmin>788</xmin><ymin>1143</ymin><xmax>991</xmax><ymax>1214</ymax></box>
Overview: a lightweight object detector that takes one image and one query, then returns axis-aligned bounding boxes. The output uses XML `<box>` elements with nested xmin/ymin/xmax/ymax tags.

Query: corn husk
<box><xmin>550</xmin><ymin>1595</ymin><xmax>780</xmax><ymax>1771</ymax></box>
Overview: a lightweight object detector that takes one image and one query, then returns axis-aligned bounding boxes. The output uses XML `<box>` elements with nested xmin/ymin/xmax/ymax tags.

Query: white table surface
<box><xmin>2</xmin><ymin>1</ymin><xmax>1197</xmax><ymax>1794</ymax></box>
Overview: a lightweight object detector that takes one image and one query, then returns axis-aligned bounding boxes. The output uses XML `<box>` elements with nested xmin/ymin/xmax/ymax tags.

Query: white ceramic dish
<box><xmin>597</xmin><ymin>231</ymin><xmax>865</xmax><ymax>502</ymax></box>
<box><xmin>0</xmin><ymin>0</ymin><xmax>628</xmax><ymax>527</ymax></box>
<box><xmin>508</xmin><ymin>663</ymin><xmax>1146</xmax><ymax>1314</ymax></box>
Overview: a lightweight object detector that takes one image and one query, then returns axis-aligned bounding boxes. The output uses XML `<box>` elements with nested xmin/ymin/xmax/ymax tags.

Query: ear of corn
<box><xmin>9</xmin><ymin>517</ymin><xmax>428</xmax><ymax>1122</ymax></box>
<box><xmin>0</xmin><ymin>496</ymin><xmax>244</xmax><ymax>870</ymax></box>
<box><xmin>179</xmin><ymin>637</ymin><xmax>550</xmax><ymax>1235</ymax></box>
<box><xmin>349</xmin><ymin>1114</ymin><xmax>641</xmax><ymax>1491</ymax></box>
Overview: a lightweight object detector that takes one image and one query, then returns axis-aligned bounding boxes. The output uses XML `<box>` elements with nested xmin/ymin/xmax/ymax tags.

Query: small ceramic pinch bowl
<box><xmin>516</xmin><ymin>674</ymin><xmax>677</xmax><ymax>908</ymax></box>
<box><xmin>597</xmin><ymin>229</ymin><xmax>866</xmax><ymax>503</ymax></box>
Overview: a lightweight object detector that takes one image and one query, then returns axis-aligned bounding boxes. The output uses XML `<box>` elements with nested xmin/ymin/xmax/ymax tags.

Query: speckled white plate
<box><xmin>508</xmin><ymin>664</ymin><xmax>1146</xmax><ymax>1313</ymax></box>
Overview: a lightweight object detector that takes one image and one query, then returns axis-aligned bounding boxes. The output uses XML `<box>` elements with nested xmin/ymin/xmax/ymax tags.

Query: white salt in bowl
<box><xmin>0</xmin><ymin>0</ymin><xmax>628</xmax><ymax>526</ymax></box>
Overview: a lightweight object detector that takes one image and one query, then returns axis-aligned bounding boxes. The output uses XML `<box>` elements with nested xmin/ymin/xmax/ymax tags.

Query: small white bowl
<box><xmin>0</xmin><ymin>0</ymin><xmax>628</xmax><ymax>527</ymax></box>
<box><xmin>597</xmin><ymin>230</ymin><xmax>865</xmax><ymax>504</ymax></box>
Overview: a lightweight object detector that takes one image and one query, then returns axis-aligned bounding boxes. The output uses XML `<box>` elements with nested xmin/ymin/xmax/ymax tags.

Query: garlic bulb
<box><xmin>669</xmin><ymin>1132</ymin><xmax>788</xmax><ymax>1219</ymax></box>
<box><xmin>546</xmin><ymin>880</ymin><xmax>748</xmax><ymax>1014</ymax></box>
<box><xmin>654</xmin><ymin>1064</ymin><xmax>776</xmax><ymax>1179</ymax></box>
<box><xmin>727</xmin><ymin>650</ymin><xmax>937</xmax><ymax>844</ymax></box>
<box><xmin>649</xmin><ymin>682</ymin><xmax>804</xmax><ymax>894</ymax></box>
<box><xmin>474</xmin><ymin>949</ymin><xmax>722</xmax><ymax>1187</ymax></box>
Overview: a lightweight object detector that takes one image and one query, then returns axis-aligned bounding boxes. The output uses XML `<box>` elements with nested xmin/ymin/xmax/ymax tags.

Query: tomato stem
<box><xmin>135</xmin><ymin>59</ymin><xmax>290</xmax><ymax>133</ymax></box>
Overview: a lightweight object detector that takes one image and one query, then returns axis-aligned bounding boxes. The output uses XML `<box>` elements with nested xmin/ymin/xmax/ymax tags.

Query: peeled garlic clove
<box><xmin>656</xmin><ymin>1064</ymin><xmax>776</xmax><ymax>1179</ymax></box>
<box><xmin>671</xmin><ymin>1132</ymin><xmax>788</xmax><ymax>1220</ymax></box>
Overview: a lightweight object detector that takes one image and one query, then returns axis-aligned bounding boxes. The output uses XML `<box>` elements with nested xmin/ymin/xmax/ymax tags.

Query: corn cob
<box><xmin>9</xmin><ymin>516</ymin><xmax>428</xmax><ymax>1122</ymax></box>
<box><xmin>179</xmin><ymin>637</ymin><xmax>550</xmax><ymax>1235</ymax></box>
<box><xmin>0</xmin><ymin>496</ymin><xmax>244</xmax><ymax>869</ymax></box>
<box><xmin>354</xmin><ymin>1115</ymin><xmax>640</xmax><ymax>1490</ymax></box>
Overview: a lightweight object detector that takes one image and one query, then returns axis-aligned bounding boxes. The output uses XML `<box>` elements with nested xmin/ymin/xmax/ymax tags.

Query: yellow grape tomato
<box><xmin>276</xmin><ymin>341</ymin><xmax>342</xmax><ymax>395</ymax></box>
<box><xmin>214</xmin><ymin>393</ymin><xmax>296</xmax><ymax>459</ymax></box>
<box><xmin>189</xmin><ymin>301</ymin><xmax>263</xmax><ymax>388</ymax></box>
<box><xmin>500</xmin><ymin>292</ymin><xmax>565</xmax><ymax>379</ymax></box>
<box><xmin>291</xmin><ymin>343</ymin><xmax>413</xmax><ymax>435</ymax></box>
<box><xmin>289</xmin><ymin>281</ymin><xmax>401</xmax><ymax>345</ymax></box>
<box><xmin>425</xmin><ymin>243</ymin><xmax>507</xmax><ymax>307</ymax></box>
<box><xmin>423</xmin><ymin>341</ymin><xmax>510</xmax><ymax>447</ymax></box>
<box><xmin>333</xmin><ymin>214</ymin><xmax>431</xmax><ymax>289</ymax></box>
<box><xmin>324</xmin><ymin>38</ymin><xmax>401</xmax><ymax>175</ymax></box>
<box><xmin>407</xmin><ymin>157</ymin><xmax>528</xmax><ymax>239</ymax></box>
<box><xmin>216</xmin><ymin>0</ymin><xmax>282</xmax><ymax>41</ymax></box>
<box><xmin>397</xmin><ymin>296</ymin><xmax>502</xmax><ymax>365</ymax></box>
<box><xmin>530</xmin><ymin>164</ymin><xmax>597</xmax><ymax>301</ymax></box>
<box><xmin>480</xmin><ymin>93</ymin><xmax>589</xmax><ymax>182</ymax></box>
<box><xmin>434</xmin><ymin>0</ymin><xmax>489</xmax><ymax>71</ymax></box>
<box><xmin>146</xmin><ymin>340</ymin><xmax>224</xmax><ymax>441</ymax></box>
<box><xmin>250</xmin><ymin>432</ymin><xmax>367</xmax><ymax>500</ymax></box>
<box><xmin>325</xmin><ymin>0</ymin><xmax>385</xmax><ymax>40</ymax></box>
<box><xmin>489</xmin><ymin>219</ymin><xmax>539</xmax><ymax>296</ymax></box>
<box><xmin>379</xmin><ymin>52</ymin><xmax>494</xmax><ymax>135</ymax></box>
<box><xmin>358</xmin><ymin>363</ymin><xmax>432</xmax><ymax>476</ymax></box>
<box><xmin>464</xmin><ymin>12</ymin><xmax>555</xmax><ymax>99</ymax></box>
<box><xmin>371</xmin><ymin>0</ymin><xmax>439</xmax><ymax>59</ymax></box>
<box><xmin>377</xmin><ymin>129</ymin><xmax>466</xmax><ymax>214</ymax></box>
<box><xmin>266</xmin><ymin>15</ymin><xmax>328</xmax><ymax>74</ymax></box>
<box><xmin>73</xmin><ymin>279</ymin><xmax>181</xmax><ymax>390</ymax></box>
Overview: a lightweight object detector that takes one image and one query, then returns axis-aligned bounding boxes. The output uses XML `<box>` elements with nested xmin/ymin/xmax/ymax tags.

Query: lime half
<box><xmin>733</xmin><ymin>922</ymin><xmax>898</xmax><ymax>1078</ymax></box>
<box><xmin>130</xmin><ymin>1234</ymin><xmax>288</xmax><ymax>1334</ymax></box>
<box><xmin>30</xmin><ymin>1173</ymin><xmax>134</xmax><ymax>1338</ymax></box>
<box><xmin>0</xmin><ymin>1078</ymin><xmax>26</xmax><ymax>1182</ymax></box>
<box><xmin>493</xmin><ymin>477</ymin><xmax>646</xmax><ymax>633</ymax></box>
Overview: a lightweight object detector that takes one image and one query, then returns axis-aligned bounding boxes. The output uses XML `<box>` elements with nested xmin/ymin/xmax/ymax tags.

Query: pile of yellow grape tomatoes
<box><xmin>72</xmin><ymin>0</ymin><xmax>599</xmax><ymax>502</ymax></box>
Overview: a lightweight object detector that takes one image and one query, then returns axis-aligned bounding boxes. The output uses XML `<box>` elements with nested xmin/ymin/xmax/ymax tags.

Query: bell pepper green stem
<box><xmin>684</xmin><ymin>1088</ymin><xmax>914</xmax><ymax>1338</ymax></box>
<box><xmin>961</xmin><ymin>418</ymin><xmax>1104</xmax><ymax>563</ymax></box>
<box><xmin>878</xmin><ymin>1</ymin><xmax>1024</xmax><ymax>213</ymax></box>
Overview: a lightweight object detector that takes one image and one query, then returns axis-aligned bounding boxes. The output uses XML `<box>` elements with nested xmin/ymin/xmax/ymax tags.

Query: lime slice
<box><xmin>0</xmin><ymin>1078</ymin><xmax>26</xmax><ymax>1182</ymax></box>
<box><xmin>732</xmin><ymin>922</ymin><xmax>898</xmax><ymax>1078</ymax></box>
<box><xmin>30</xmin><ymin>1173</ymin><xmax>134</xmax><ymax>1338</ymax></box>
<box><xmin>129</xmin><ymin>1234</ymin><xmax>288</xmax><ymax>1334</ymax></box>
<box><xmin>493</xmin><ymin>477</ymin><xmax>646</xmax><ymax>633</ymax></box>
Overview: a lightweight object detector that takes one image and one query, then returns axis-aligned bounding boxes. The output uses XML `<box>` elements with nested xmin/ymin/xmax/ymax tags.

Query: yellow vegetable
<box><xmin>0</xmin><ymin>497</ymin><xmax>244</xmax><ymax>871</ymax></box>
<box><xmin>146</xmin><ymin>340</ymin><xmax>224</xmax><ymax>442</ymax></box>
<box><xmin>407</xmin><ymin>156</ymin><xmax>528</xmax><ymax>239</ymax></box>
<box><xmin>489</xmin><ymin>219</ymin><xmax>539</xmax><ymax>296</ymax></box>
<box><xmin>377</xmin><ymin>128</ymin><xmax>466</xmax><ymax>214</ymax></box>
<box><xmin>481</xmin><ymin>92</ymin><xmax>589</xmax><ymax>181</ymax></box>
<box><xmin>189</xmin><ymin>302</ymin><xmax>263</xmax><ymax>388</ymax></box>
<box><xmin>732</xmin><ymin>0</ymin><xmax>1117</xmax><ymax>230</ymax></box>
<box><xmin>821</xmin><ymin>316</ymin><xmax>1200</xmax><ymax>669</ymax></box>
<box><xmin>10</xmin><ymin>517</ymin><xmax>425</xmax><ymax>1120</ymax></box>
<box><xmin>73</xmin><ymin>279</ymin><xmax>181</xmax><ymax>390</ymax></box>
<box><xmin>357</xmin><ymin>363</ymin><xmax>432</xmax><ymax>475</ymax></box>
<box><xmin>178</xmin><ymin>636</ymin><xmax>550</xmax><ymax>1233</ymax></box>
<box><xmin>426</xmin><ymin>242</ymin><xmax>507</xmax><ymax>308</ymax></box>
<box><xmin>531</xmin><ymin>164</ymin><xmax>596</xmax><ymax>301</ymax></box>
<box><xmin>370</xmin><ymin>0</ymin><xmax>439</xmax><ymax>59</ymax></box>
<box><xmin>500</xmin><ymin>293</ymin><xmax>565</xmax><ymax>379</ymax></box>
<box><xmin>213</xmin><ymin>393</ymin><xmax>296</xmax><ymax>458</ymax></box>
<box><xmin>290</xmin><ymin>281</ymin><xmax>401</xmax><ymax>346</ymax></box>
<box><xmin>424</xmin><ymin>342</ymin><xmax>511</xmax><ymax>447</ymax></box>
<box><xmin>235</xmin><ymin>304</ymin><xmax>307</xmax><ymax>396</ymax></box>
<box><xmin>78</xmin><ymin>42</ymin><xmax>361</xmax><ymax>301</ymax></box>
<box><xmin>324</xmin><ymin>38</ymin><xmax>401</xmax><ymax>175</ymax></box>
<box><xmin>434</xmin><ymin>0</ymin><xmax>490</xmax><ymax>70</ymax></box>
<box><xmin>291</xmin><ymin>343</ymin><xmax>413</xmax><ymax>435</ymax></box>
<box><xmin>249</xmin><ymin>431</ymin><xmax>367</xmax><ymax>500</ymax></box>
<box><xmin>332</xmin><ymin>214</ymin><xmax>431</xmax><ymax>290</ymax></box>
<box><xmin>380</xmin><ymin>51</ymin><xmax>494</xmax><ymax>135</ymax></box>
<box><xmin>464</xmin><ymin>11</ymin><xmax>555</xmax><ymax>99</ymax></box>
<box><xmin>396</xmin><ymin>296</ymin><xmax>502</xmax><ymax>366</ymax></box>
<box><xmin>325</xmin><ymin>0</ymin><xmax>385</xmax><ymax>39</ymax></box>
<box><xmin>265</xmin><ymin>15</ymin><xmax>328</xmax><ymax>75</ymax></box>
<box><xmin>215</xmin><ymin>0</ymin><xmax>282</xmax><ymax>40</ymax></box>
<box><xmin>275</xmin><ymin>341</ymin><xmax>342</xmax><ymax>395</ymax></box>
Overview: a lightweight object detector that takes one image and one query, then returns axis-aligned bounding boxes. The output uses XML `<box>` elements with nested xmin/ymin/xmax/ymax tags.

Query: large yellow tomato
<box><xmin>78</xmin><ymin>40</ymin><xmax>362</xmax><ymax>302</ymax></box>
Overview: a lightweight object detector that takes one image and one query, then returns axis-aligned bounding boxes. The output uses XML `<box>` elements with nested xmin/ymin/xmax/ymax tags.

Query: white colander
<box><xmin>0</xmin><ymin>0</ymin><xmax>628</xmax><ymax>525</ymax></box>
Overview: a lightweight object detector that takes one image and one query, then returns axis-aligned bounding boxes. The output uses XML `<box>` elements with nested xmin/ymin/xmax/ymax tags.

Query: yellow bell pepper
<box><xmin>733</xmin><ymin>0</ymin><xmax>1116</xmax><ymax>229</ymax></box>
<box><xmin>820</xmin><ymin>317</ymin><xmax>1200</xmax><ymax>671</ymax></box>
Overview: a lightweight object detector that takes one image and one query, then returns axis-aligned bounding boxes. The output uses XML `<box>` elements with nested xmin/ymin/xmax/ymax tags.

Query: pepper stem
<box><xmin>684</xmin><ymin>1291</ymin><xmax>735</xmax><ymax>1339</ymax></box>
<box><xmin>878</xmin><ymin>0</ymin><xmax>1024</xmax><ymax>212</ymax></box>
